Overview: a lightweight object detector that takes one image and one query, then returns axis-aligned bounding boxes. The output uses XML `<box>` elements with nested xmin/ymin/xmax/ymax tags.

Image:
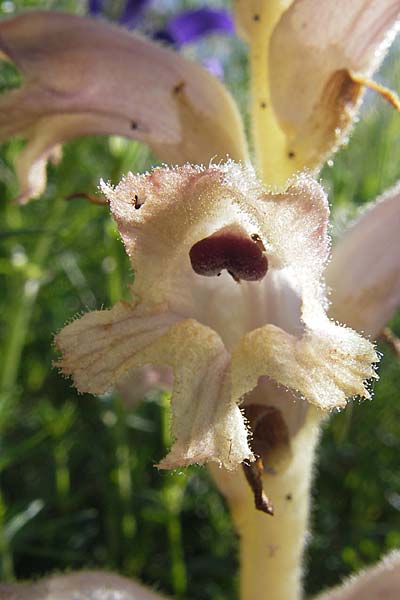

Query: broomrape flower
<box><xmin>55</xmin><ymin>161</ymin><xmax>378</xmax><ymax>470</ymax></box>
<box><xmin>2</xmin><ymin>2</ymin><xmax>400</xmax><ymax>598</ymax></box>
<box><xmin>41</xmin><ymin>0</ymin><xmax>399</xmax><ymax>474</ymax></box>
<box><xmin>0</xmin><ymin>0</ymin><xmax>399</xmax><ymax>506</ymax></box>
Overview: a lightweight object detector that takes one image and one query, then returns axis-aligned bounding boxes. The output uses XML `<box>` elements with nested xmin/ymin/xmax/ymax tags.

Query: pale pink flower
<box><xmin>55</xmin><ymin>162</ymin><xmax>378</xmax><ymax>470</ymax></box>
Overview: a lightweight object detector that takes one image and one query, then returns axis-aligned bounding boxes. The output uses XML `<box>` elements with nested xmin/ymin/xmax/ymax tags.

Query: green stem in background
<box><xmin>113</xmin><ymin>394</ymin><xmax>137</xmax><ymax>571</ymax></box>
<box><xmin>160</xmin><ymin>393</ymin><xmax>187</xmax><ymax>600</ymax></box>
<box><xmin>0</xmin><ymin>489</ymin><xmax>13</xmax><ymax>581</ymax></box>
<box><xmin>0</xmin><ymin>198</ymin><xmax>66</xmax><ymax>402</ymax></box>
<box><xmin>54</xmin><ymin>442</ymin><xmax>71</xmax><ymax>512</ymax></box>
<box><xmin>0</xmin><ymin>197</ymin><xmax>66</xmax><ymax>580</ymax></box>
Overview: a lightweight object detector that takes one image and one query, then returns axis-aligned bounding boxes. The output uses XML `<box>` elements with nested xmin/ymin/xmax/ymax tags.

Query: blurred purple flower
<box><xmin>87</xmin><ymin>1</ymin><xmax>233</xmax><ymax>79</ymax></box>
<box><xmin>119</xmin><ymin>0</ymin><xmax>151</xmax><ymax>28</ymax></box>
<box><xmin>87</xmin><ymin>1</ymin><xmax>234</xmax><ymax>48</ymax></box>
<box><xmin>157</xmin><ymin>7</ymin><xmax>234</xmax><ymax>48</ymax></box>
<box><xmin>88</xmin><ymin>0</ymin><xmax>104</xmax><ymax>16</ymax></box>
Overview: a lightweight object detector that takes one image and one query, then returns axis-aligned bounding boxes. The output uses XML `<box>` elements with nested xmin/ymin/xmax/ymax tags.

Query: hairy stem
<box><xmin>212</xmin><ymin>408</ymin><xmax>322</xmax><ymax>600</ymax></box>
<box><xmin>239</xmin><ymin>0</ymin><xmax>295</xmax><ymax>185</ymax></box>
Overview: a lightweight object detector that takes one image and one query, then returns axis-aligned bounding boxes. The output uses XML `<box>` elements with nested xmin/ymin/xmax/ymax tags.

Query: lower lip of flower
<box><xmin>189</xmin><ymin>226</ymin><xmax>268</xmax><ymax>282</ymax></box>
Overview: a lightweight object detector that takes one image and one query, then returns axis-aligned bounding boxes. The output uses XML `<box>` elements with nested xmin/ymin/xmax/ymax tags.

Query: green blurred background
<box><xmin>0</xmin><ymin>1</ymin><xmax>400</xmax><ymax>598</ymax></box>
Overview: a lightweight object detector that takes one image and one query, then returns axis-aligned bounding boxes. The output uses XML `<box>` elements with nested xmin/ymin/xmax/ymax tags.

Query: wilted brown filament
<box><xmin>242</xmin><ymin>457</ymin><xmax>274</xmax><ymax>515</ymax></box>
<box><xmin>241</xmin><ymin>405</ymin><xmax>292</xmax><ymax>515</ymax></box>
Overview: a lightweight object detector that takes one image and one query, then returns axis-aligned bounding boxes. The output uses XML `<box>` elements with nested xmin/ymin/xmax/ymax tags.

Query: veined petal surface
<box><xmin>0</xmin><ymin>11</ymin><xmax>247</xmax><ymax>202</ymax></box>
<box><xmin>55</xmin><ymin>301</ymin><xmax>252</xmax><ymax>469</ymax></box>
<box><xmin>270</xmin><ymin>0</ymin><xmax>400</xmax><ymax>169</ymax></box>
<box><xmin>327</xmin><ymin>183</ymin><xmax>400</xmax><ymax>337</ymax></box>
<box><xmin>232</xmin><ymin>320</ymin><xmax>377</xmax><ymax>411</ymax></box>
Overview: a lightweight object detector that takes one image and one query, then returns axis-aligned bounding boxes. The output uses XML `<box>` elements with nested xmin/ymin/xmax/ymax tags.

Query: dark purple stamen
<box><xmin>189</xmin><ymin>226</ymin><xmax>268</xmax><ymax>283</ymax></box>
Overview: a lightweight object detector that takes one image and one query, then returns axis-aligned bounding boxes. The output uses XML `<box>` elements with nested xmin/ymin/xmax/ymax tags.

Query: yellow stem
<box><xmin>212</xmin><ymin>408</ymin><xmax>322</xmax><ymax>600</ymax></box>
<box><xmin>240</xmin><ymin>0</ymin><xmax>296</xmax><ymax>186</ymax></box>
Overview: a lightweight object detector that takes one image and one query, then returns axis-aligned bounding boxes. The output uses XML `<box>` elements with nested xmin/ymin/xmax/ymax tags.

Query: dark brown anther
<box><xmin>250</xmin><ymin>233</ymin><xmax>266</xmax><ymax>252</ymax></box>
<box><xmin>133</xmin><ymin>194</ymin><xmax>143</xmax><ymax>210</ymax></box>
<box><xmin>130</xmin><ymin>121</ymin><xmax>138</xmax><ymax>130</ymax></box>
<box><xmin>242</xmin><ymin>457</ymin><xmax>274</xmax><ymax>515</ymax></box>
<box><xmin>189</xmin><ymin>225</ymin><xmax>268</xmax><ymax>283</ymax></box>
<box><xmin>227</xmin><ymin>270</ymin><xmax>241</xmax><ymax>284</ymax></box>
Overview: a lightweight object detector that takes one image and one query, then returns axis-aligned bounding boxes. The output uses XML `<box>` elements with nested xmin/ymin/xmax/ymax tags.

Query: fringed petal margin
<box><xmin>55</xmin><ymin>302</ymin><xmax>252</xmax><ymax>469</ymax></box>
<box><xmin>54</xmin><ymin>302</ymin><xmax>180</xmax><ymax>395</ymax></box>
<box><xmin>231</xmin><ymin>320</ymin><xmax>378</xmax><ymax>411</ymax></box>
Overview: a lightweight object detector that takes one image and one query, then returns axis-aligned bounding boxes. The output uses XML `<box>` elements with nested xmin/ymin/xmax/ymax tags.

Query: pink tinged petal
<box><xmin>326</xmin><ymin>183</ymin><xmax>400</xmax><ymax>337</ymax></box>
<box><xmin>0</xmin><ymin>11</ymin><xmax>247</xmax><ymax>202</ymax></box>
<box><xmin>314</xmin><ymin>551</ymin><xmax>400</xmax><ymax>600</ymax></box>
<box><xmin>0</xmin><ymin>570</ymin><xmax>168</xmax><ymax>599</ymax></box>
<box><xmin>55</xmin><ymin>303</ymin><xmax>252</xmax><ymax>469</ymax></box>
<box><xmin>270</xmin><ymin>0</ymin><xmax>400</xmax><ymax>169</ymax></box>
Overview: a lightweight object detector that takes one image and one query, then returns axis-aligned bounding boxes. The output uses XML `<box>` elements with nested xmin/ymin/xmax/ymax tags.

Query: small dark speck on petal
<box><xmin>130</xmin><ymin>121</ymin><xmax>138</xmax><ymax>130</ymax></box>
<box><xmin>173</xmin><ymin>81</ymin><xmax>185</xmax><ymax>95</ymax></box>
<box><xmin>288</xmin><ymin>151</ymin><xmax>296</xmax><ymax>159</ymax></box>
<box><xmin>134</xmin><ymin>194</ymin><xmax>143</xmax><ymax>209</ymax></box>
<box><xmin>286</xmin><ymin>493</ymin><xmax>292</xmax><ymax>501</ymax></box>
<box><xmin>260</xmin><ymin>101</ymin><xmax>267</xmax><ymax>109</ymax></box>
<box><xmin>253</xmin><ymin>14</ymin><xmax>260</xmax><ymax>22</ymax></box>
